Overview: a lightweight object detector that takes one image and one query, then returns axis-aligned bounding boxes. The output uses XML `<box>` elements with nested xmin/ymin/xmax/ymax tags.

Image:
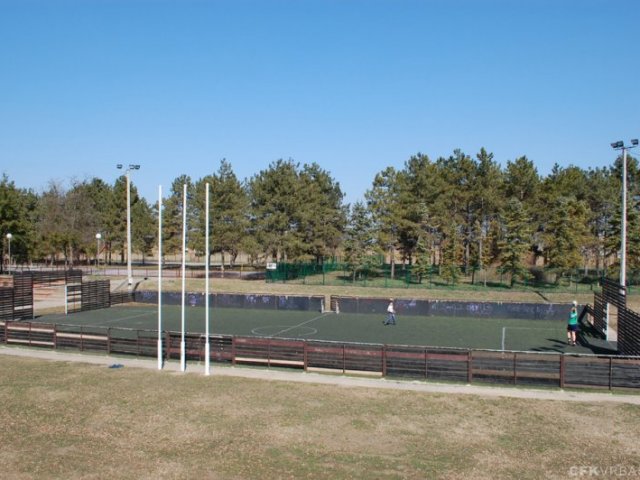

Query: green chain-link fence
<box><xmin>265</xmin><ymin>262</ymin><xmax>621</xmax><ymax>293</ymax></box>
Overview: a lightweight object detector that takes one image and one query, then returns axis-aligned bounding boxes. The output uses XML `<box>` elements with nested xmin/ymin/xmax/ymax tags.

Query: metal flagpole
<box><xmin>180</xmin><ymin>183</ymin><xmax>187</xmax><ymax>372</ymax></box>
<box><xmin>205</xmin><ymin>182</ymin><xmax>211</xmax><ymax>375</ymax></box>
<box><xmin>157</xmin><ymin>185</ymin><xmax>163</xmax><ymax>370</ymax></box>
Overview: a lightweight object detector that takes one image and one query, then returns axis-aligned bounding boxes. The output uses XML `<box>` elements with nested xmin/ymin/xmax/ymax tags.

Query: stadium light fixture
<box><xmin>95</xmin><ymin>233</ymin><xmax>102</xmax><ymax>267</ymax></box>
<box><xmin>116</xmin><ymin>164</ymin><xmax>141</xmax><ymax>288</ymax></box>
<box><xmin>611</xmin><ymin>139</ymin><xmax>639</xmax><ymax>289</ymax></box>
<box><xmin>5</xmin><ymin>233</ymin><xmax>11</xmax><ymax>271</ymax></box>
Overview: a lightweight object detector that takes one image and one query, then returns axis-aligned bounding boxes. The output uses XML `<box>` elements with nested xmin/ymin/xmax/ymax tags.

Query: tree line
<box><xmin>1</xmin><ymin>149</ymin><xmax>637</xmax><ymax>283</ymax></box>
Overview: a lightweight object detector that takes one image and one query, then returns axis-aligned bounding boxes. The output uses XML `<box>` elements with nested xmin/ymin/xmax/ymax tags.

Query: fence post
<box><xmin>107</xmin><ymin>328</ymin><xmax>111</xmax><ymax>354</ymax></box>
<box><xmin>231</xmin><ymin>336</ymin><xmax>237</xmax><ymax>366</ymax></box>
<box><xmin>303</xmin><ymin>342</ymin><xmax>308</xmax><ymax>372</ymax></box>
<box><xmin>342</xmin><ymin>344</ymin><xmax>346</xmax><ymax>374</ymax></box>
<box><xmin>267</xmin><ymin>339</ymin><xmax>271</xmax><ymax>368</ymax></box>
<box><xmin>467</xmin><ymin>350</ymin><xmax>473</xmax><ymax>384</ymax></box>
<box><xmin>513</xmin><ymin>352</ymin><xmax>517</xmax><ymax>385</ymax></box>
<box><xmin>609</xmin><ymin>357</ymin><xmax>613</xmax><ymax>391</ymax></box>
<box><xmin>425</xmin><ymin>348</ymin><xmax>428</xmax><ymax>380</ymax></box>
<box><xmin>560</xmin><ymin>355</ymin><xmax>565</xmax><ymax>389</ymax></box>
<box><xmin>382</xmin><ymin>345</ymin><xmax>387</xmax><ymax>377</ymax></box>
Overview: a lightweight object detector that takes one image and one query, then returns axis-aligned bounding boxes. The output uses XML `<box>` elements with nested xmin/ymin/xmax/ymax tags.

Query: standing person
<box><xmin>567</xmin><ymin>300</ymin><xmax>579</xmax><ymax>346</ymax></box>
<box><xmin>384</xmin><ymin>299</ymin><xmax>396</xmax><ymax>325</ymax></box>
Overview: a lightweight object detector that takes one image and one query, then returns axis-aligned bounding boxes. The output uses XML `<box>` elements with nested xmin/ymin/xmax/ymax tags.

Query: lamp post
<box><xmin>611</xmin><ymin>139</ymin><xmax>639</xmax><ymax>289</ymax></box>
<box><xmin>95</xmin><ymin>233</ymin><xmax>102</xmax><ymax>267</ymax></box>
<box><xmin>117</xmin><ymin>164</ymin><xmax>141</xmax><ymax>288</ymax></box>
<box><xmin>6</xmin><ymin>233</ymin><xmax>12</xmax><ymax>271</ymax></box>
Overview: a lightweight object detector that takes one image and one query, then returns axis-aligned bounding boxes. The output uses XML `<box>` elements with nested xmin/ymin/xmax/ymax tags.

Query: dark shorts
<box><xmin>567</xmin><ymin>324</ymin><xmax>579</xmax><ymax>332</ymax></box>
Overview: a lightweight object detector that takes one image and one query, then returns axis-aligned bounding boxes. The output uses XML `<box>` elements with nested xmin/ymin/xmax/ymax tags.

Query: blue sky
<box><xmin>1</xmin><ymin>0</ymin><xmax>638</xmax><ymax>205</ymax></box>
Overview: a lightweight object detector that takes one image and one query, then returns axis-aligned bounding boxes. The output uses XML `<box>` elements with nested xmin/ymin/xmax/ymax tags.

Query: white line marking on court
<box><xmin>267</xmin><ymin>313</ymin><xmax>331</xmax><ymax>338</ymax></box>
<box><xmin>251</xmin><ymin>326</ymin><xmax>318</xmax><ymax>337</ymax></box>
<box><xmin>501</xmin><ymin>327</ymin><xmax>506</xmax><ymax>351</ymax></box>
<box><xmin>92</xmin><ymin>311</ymin><xmax>154</xmax><ymax>325</ymax></box>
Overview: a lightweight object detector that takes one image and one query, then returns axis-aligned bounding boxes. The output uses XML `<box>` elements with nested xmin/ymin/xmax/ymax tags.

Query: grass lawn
<box><xmin>1</xmin><ymin>355</ymin><xmax>639</xmax><ymax>479</ymax></box>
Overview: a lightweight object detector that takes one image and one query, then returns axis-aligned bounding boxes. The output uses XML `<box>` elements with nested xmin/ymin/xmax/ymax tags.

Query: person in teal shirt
<box><xmin>567</xmin><ymin>300</ymin><xmax>579</xmax><ymax>346</ymax></box>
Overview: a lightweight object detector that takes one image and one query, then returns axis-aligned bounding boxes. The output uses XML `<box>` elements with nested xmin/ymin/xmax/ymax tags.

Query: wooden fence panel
<box><xmin>3</xmin><ymin>319</ymin><xmax>640</xmax><ymax>391</ymax></box>
<box><xmin>13</xmin><ymin>273</ymin><xmax>33</xmax><ymax>320</ymax></box>
<box><xmin>618</xmin><ymin>308</ymin><xmax>640</xmax><ymax>356</ymax></box>
<box><xmin>0</xmin><ymin>287</ymin><xmax>13</xmax><ymax>321</ymax></box>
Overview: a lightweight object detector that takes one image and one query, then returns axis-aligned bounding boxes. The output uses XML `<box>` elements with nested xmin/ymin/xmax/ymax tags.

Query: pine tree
<box><xmin>193</xmin><ymin>160</ymin><xmax>250</xmax><ymax>267</ymax></box>
<box><xmin>249</xmin><ymin>159</ymin><xmax>302</xmax><ymax>262</ymax></box>
<box><xmin>162</xmin><ymin>175</ymin><xmax>194</xmax><ymax>260</ymax></box>
<box><xmin>498</xmin><ymin>198</ymin><xmax>532</xmax><ymax>287</ymax></box>
<box><xmin>440</xmin><ymin>221</ymin><xmax>463</xmax><ymax>285</ymax></box>
<box><xmin>343</xmin><ymin>202</ymin><xmax>377</xmax><ymax>281</ymax></box>
<box><xmin>365</xmin><ymin>167</ymin><xmax>402</xmax><ymax>279</ymax></box>
<box><xmin>0</xmin><ymin>175</ymin><xmax>33</xmax><ymax>270</ymax></box>
<box><xmin>544</xmin><ymin>197</ymin><xmax>590</xmax><ymax>282</ymax></box>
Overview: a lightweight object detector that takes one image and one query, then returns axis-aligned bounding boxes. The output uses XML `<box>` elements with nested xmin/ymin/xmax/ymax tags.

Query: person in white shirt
<box><xmin>383</xmin><ymin>299</ymin><xmax>396</xmax><ymax>325</ymax></box>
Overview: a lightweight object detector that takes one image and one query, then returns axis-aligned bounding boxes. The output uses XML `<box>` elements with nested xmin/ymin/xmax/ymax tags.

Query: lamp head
<box><xmin>632</xmin><ymin>139</ymin><xmax>639</xmax><ymax>147</ymax></box>
<box><xmin>611</xmin><ymin>141</ymin><xmax>624</xmax><ymax>149</ymax></box>
<box><xmin>117</xmin><ymin>164</ymin><xmax>123</xmax><ymax>169</ymax></box>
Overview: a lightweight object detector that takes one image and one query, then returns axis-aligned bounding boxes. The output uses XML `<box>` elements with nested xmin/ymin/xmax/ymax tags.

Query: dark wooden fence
<box><xmin>66</xmin><ymin>280</ymin><xmax>133</xmax><ymax>314</ymax></box>
<box><xmin>0</xmin><ymin>273</ymin><xmax>35</xmax><ymax>321</ymax></box>
<box><xmin>2</xmin><ymin>320</ymin><xmax>639</xmax><ymax>391</ymax></box>
<box><xmin>592</xmin><ymin>278</ymin><xmax>640</xmax><ymax>356</ymax></box>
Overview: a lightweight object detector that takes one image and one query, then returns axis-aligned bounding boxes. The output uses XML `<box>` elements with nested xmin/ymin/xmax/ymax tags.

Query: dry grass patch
<box><xmin>0</xmin><ymin>356</ymin><xmax>639</xmax><ymax>479</ymax></box>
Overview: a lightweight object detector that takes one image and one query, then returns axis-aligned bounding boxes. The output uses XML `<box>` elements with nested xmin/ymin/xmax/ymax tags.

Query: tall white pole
<box><xmin>157</xmin><ymin>185</ymin><xmax>163</xmax><ymax>370</ymax></box>
<box><xmin>126</xmin><ymin>169</ymin><xmax>133</xmax><ymax>288</ymax></box>
<box><xmin>205</xmin><ymin>182</ymin><xmax>211</xmax><ymax>375</ymax></box>
<box><xmin>180</xmin><ymin>183</ymin><xmax>187</xmax><ymax>372</ymax></box>
<box><xmin>6</xmin><ymin>234</ymin><xmax>11</xmax><ymax>271</ymax></box>
<box><xmin>621</xmin><ymin>147</ymin><xmax>628</xmax><ymax>289</ymax></box>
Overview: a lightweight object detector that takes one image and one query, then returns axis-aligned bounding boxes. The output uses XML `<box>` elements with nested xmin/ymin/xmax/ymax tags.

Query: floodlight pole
<box><xmin>180</xmin><ymin>183</ymin><xmax>187</xmax><ymax>372</ymax></box>
<box><xmin>205</xmin><ymin>182</ymin><xmax>211</xmax><ymax>376</ymax></box>
<box><xmin>116</xmin><ymin>164</ymin><xmax>140</xmax><ymax>290</ymax></box>
<box><xmin>622</xmin><ymin>146</ymin><xmax>628</xmax><ymax>289</ymax></box>
<box><xmin>95</xmin><ymin>233</ymin><xmax>101</xmax><ymax>268</ymax></box>
<box><xmin>126</xmin><ymin>169</ymin><xmax>132</xmax><ymax>286</ymax></box>
<box><xmin>6</xmin><ymin>233</ymin><xmax>12</xmax><ymax>272</ymax></box>
<box><xmin>612</xmin><ymin>140</ymin><xmax>639</xmax><ymax>289</ymax></box>
<box><xmin>158</xmin><ymin>185</ymin><xmax>163</xmax><ymax>370</ymax></box>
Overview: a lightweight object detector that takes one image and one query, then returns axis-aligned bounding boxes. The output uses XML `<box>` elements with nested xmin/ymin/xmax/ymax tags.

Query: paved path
<box><xmin>2</xmin><ymin>346</ymin><xmax>640</xmax><ymax>405</ymax></box>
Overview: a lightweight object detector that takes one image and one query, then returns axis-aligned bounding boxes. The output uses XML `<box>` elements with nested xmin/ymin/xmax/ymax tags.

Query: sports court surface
<box><xmin>36</xmin><ymin>304</ymin><xmax>614</xmax><ymax>354</ymax></box>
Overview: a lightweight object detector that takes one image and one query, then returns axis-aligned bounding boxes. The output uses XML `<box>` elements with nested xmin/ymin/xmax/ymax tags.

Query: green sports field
<box><xmin>36</xmin><ymin>304</ymin><xmax>613</xmax><ymax>354</ymax></box>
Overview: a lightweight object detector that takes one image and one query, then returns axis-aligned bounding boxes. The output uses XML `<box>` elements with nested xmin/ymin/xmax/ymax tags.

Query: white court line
<box><xmin>501</xmin><ymin>326</ymin><xmax>561</xmax><ymax>351</ymax></box>
<box><xmin>97</xmin><ymin>311</ymin><xmax>155</xmax><ymax>325</ymax></box>
<box><xmin>267</xmin><ymin>313</ymin><xmax>332</xmax><ymax>338</ymax></box>
<box><xmin>56</xmin><ymin>310</ymin><xmax>153</xmax><ymax>326</ymax></box>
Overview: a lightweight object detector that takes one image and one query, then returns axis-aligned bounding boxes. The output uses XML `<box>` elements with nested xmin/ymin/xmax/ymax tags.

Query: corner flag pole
<box><xmin>180</xmin><ymin>183</ymin><xmax>187</xmax><ymax>372</ymax></box>
<box><xmin>205</xmin><ymin>182</ymin><xmax>211</xmax><ymax>375</ymax></box>
<box><xmin>157</xmin><ymin>185</ymin><xmax>163</xmax><ymax>370</ymax></box>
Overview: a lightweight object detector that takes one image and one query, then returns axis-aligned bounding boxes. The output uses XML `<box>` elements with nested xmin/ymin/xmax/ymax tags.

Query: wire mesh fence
<box><xmin>265</xmin><ymin>262</ymin><xmax>614</xmax><ymax>293</ymax></box>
